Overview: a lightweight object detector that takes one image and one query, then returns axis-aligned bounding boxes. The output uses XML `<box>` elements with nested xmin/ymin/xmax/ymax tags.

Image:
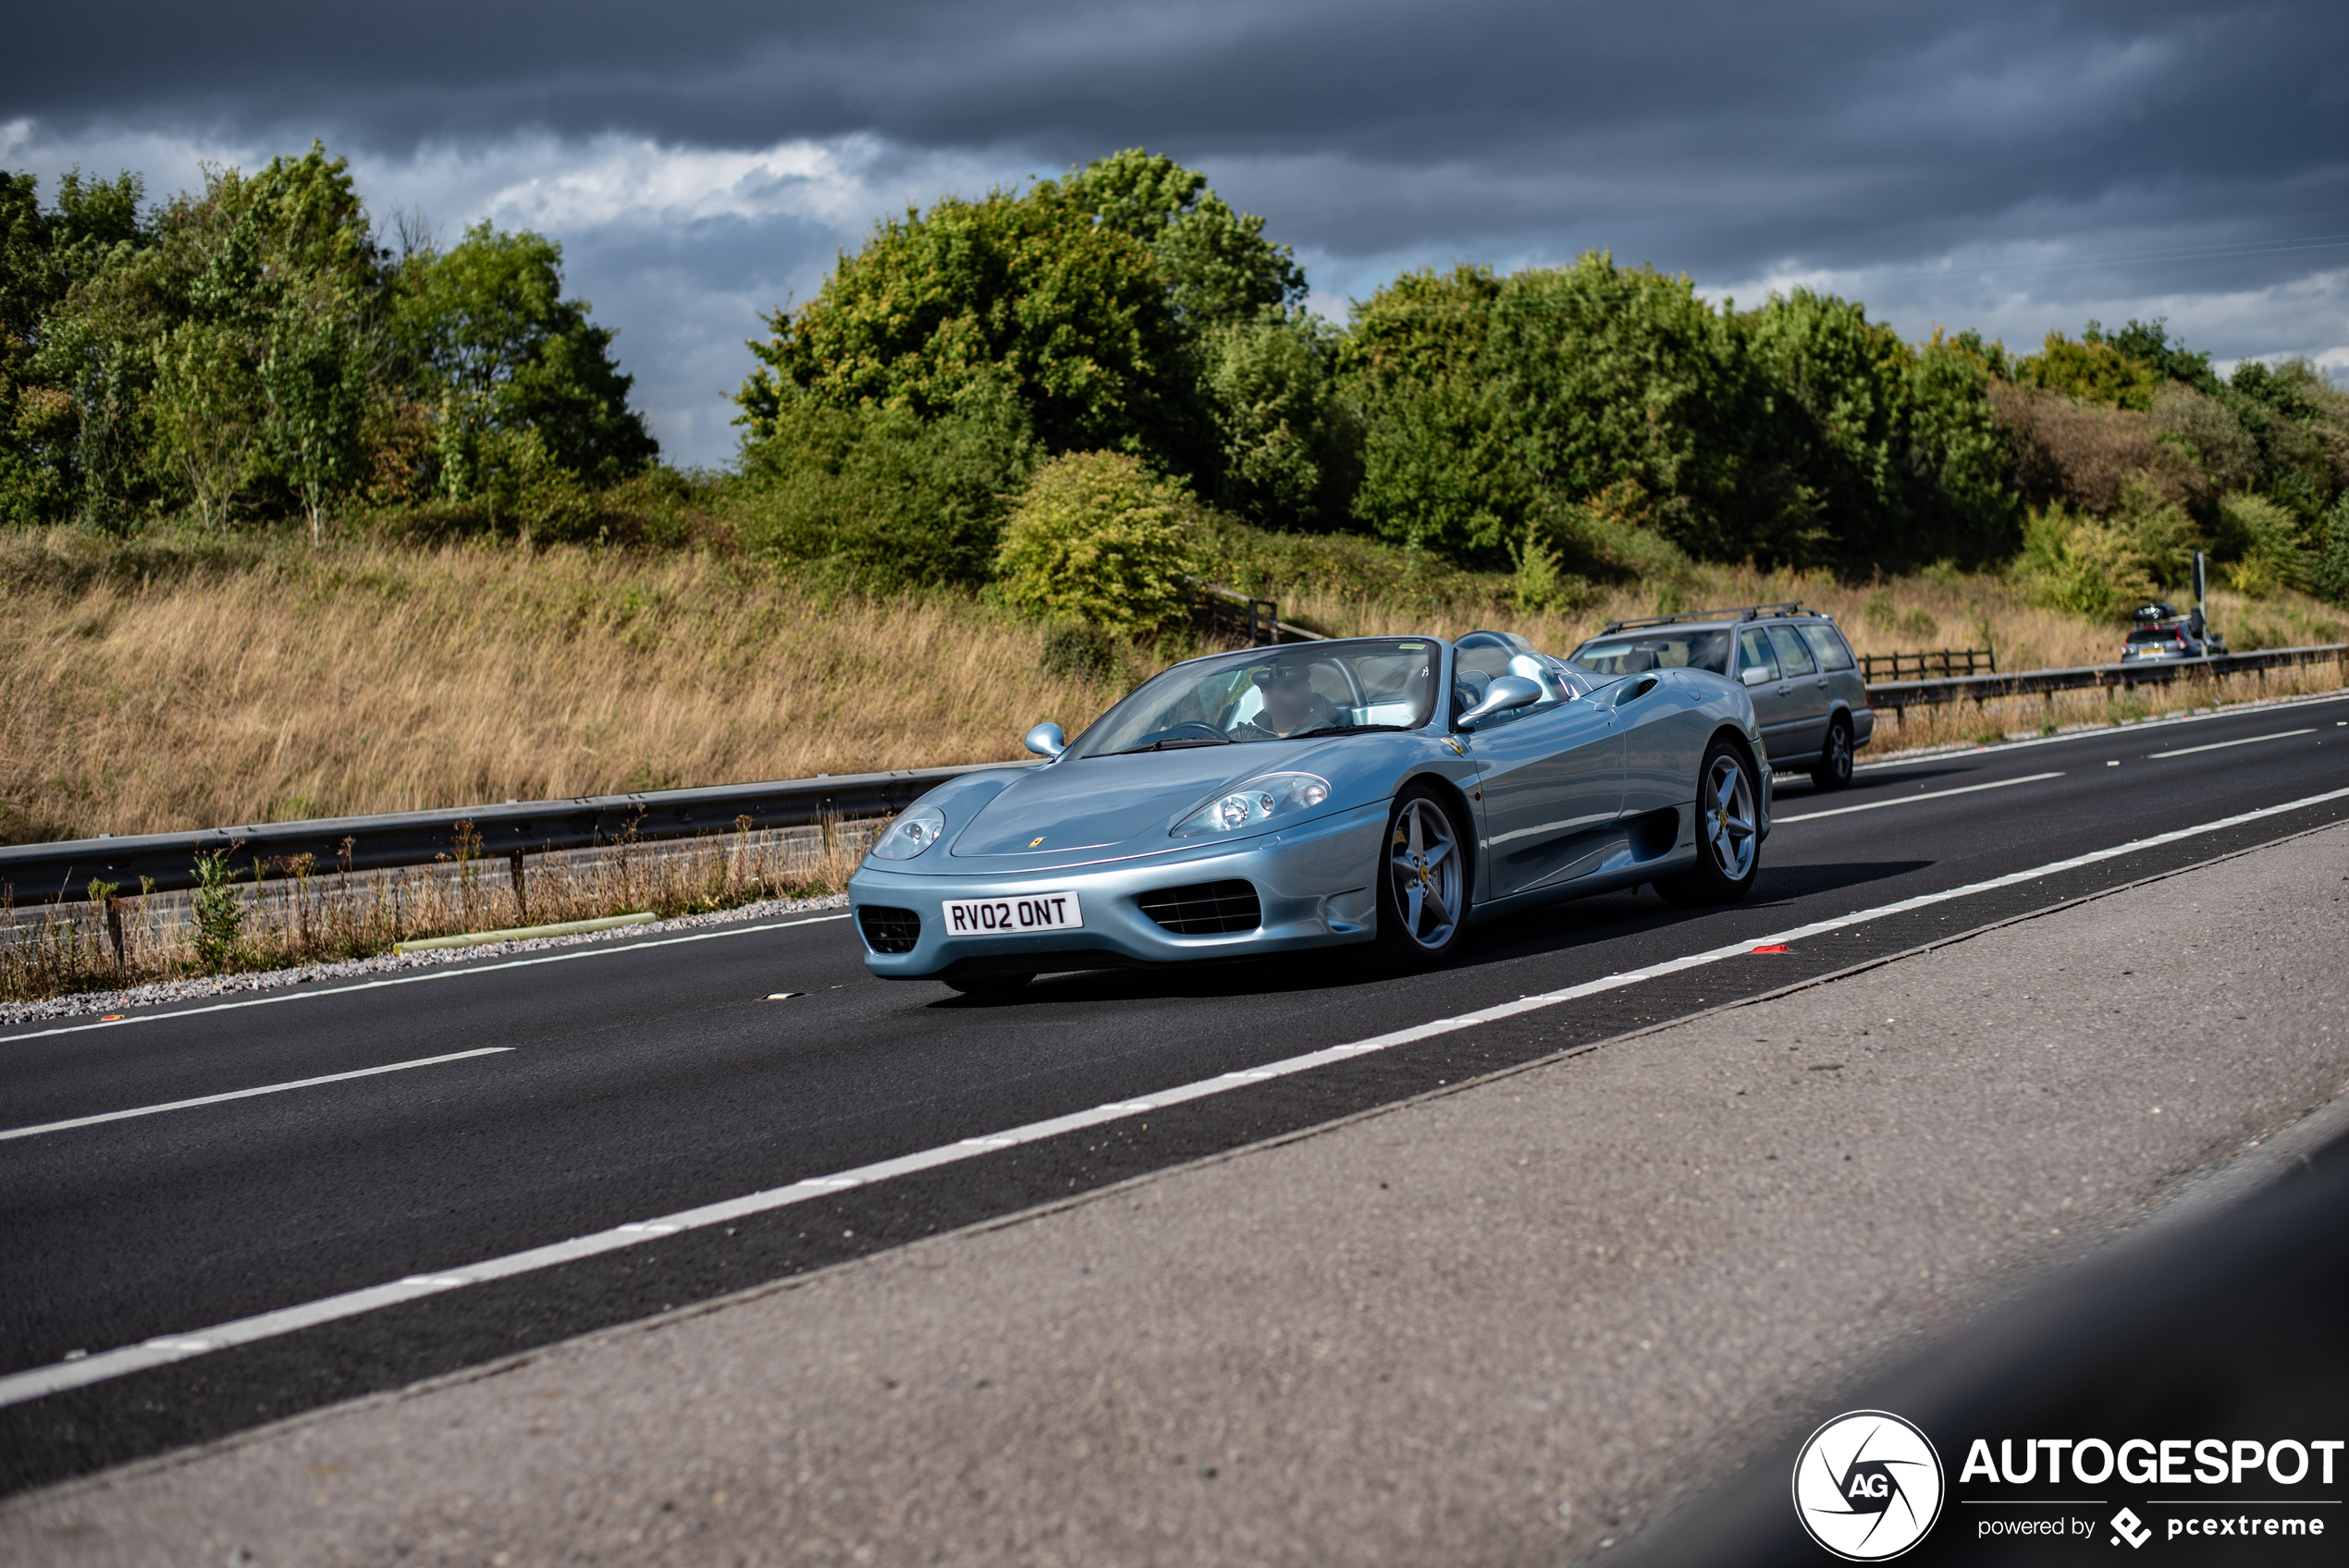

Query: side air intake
<box><xmin>856</xmin><ymin>905</ymin><xmax>921</xmax><ymax>953</ymax></box>
<box><xmin>1137</xmin><ymin>880</ymin><xmax>1261</xmax><ymax>935</ymax></box>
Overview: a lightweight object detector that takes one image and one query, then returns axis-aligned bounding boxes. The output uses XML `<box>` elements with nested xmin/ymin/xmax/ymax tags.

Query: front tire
<box><xmin>1657</xmin><ymin>740</ymin><xmax>1761</xmax><ymax>907</ymax></box>
<box><xmin>1809</xmin><ymin>716</ymin><xmax>1854</xmax><ymax>790</ymax></box>
<box><xmin>1374</xmin><ymin>784</ymin><xmax>1472</xmax><ymax>968</ymax></box>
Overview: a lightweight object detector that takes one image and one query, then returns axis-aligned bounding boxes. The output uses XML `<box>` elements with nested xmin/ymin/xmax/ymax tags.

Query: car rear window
<box><xmin>1799</xmin><ymin>622</ymin><xmax>1855</xmax><ymax>671</ymax></box>
<box><xmin>2127</xmin><ymin>627</ymin><xmax>2183</xmax><ymax>643</ymax></box>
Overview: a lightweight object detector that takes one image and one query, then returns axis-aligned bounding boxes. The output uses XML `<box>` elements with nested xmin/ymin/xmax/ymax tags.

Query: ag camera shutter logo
<box><xmin>1792</xmin><ymin>1410</ymin><xmax>1946</xmax><ymax>1561</ymax></box>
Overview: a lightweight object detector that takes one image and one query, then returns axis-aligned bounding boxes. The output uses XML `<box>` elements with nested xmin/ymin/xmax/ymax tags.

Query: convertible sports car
<box><xmin>848</xmin><ymin>631</ymin><xmax>1771</xmax><ymax>993</ymax></box>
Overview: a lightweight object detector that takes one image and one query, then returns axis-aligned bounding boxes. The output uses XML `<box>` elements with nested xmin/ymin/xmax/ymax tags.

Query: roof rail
<box><xmin>1599</xmin><ymin>601</ymin><xmax>1807</xmax><ymax>634</ymax></box>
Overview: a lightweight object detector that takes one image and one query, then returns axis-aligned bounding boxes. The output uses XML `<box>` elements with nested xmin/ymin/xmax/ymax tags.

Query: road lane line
<box><xmin>2148</xmin><ymin>728</ymin><xmax>2314</xmax><ymax>759</ymax></box>
<box><xmin>1848</xmin><ymin>688</ymin><xmax>2349</xmax><ymax>775</ymax></box>
<box><xmin>1775</xmin><ymin>772</ymin><xmax>2062</xmax><ymax>824</ymax></box>
<box><xmin>1</xmin><ymin>913</ymin><xmax>852</xmax><ymax>1045</ymax></box>
<box><xmin>5</xmin><ymin>782</ymin><xmax>2346</xmax><ymax>1409</ymax></box>
<box><xmin>0</xmin><ymin>1047</ymin><xmax>514</xmax><ymax>1143</ymax></box>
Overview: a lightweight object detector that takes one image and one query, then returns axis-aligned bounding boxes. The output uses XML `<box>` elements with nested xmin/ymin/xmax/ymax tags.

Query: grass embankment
<box><xmin>7</xmin><ymin>521</ymin><xmax>2349</xmax><ymax>846</ymax></box>
<box><xmin>6</xmin><ymin>520</ymin><xmax>2346</xmax><ymax>1005</ymax></box>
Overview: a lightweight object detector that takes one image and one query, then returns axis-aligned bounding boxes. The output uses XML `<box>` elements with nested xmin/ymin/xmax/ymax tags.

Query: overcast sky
<box><xmin>6</xmin><ymin>0</ymin><xmax>2344</xmax><ymax>466</ymax></box>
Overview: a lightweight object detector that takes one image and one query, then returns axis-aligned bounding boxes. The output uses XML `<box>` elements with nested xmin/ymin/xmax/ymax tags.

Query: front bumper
<box><xmin>848</xmin><ymin>803</ymin><xmax>1387</xmax><ymax>979</ymax></box>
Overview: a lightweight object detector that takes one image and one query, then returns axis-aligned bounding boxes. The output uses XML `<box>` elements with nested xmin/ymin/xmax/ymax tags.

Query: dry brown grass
<box><xmin>6</xmin><ymin>524</ymin><xmax>2346</xmax><ymax>848</ymax></box>
<box><xmin>0</xmin><ymin>529</ymin><xmax>1143</xmax><ymax>843</ymax></box>
<box><xmin>1869</xmin><ymin>656</ymin><xmax>2349</xmax><ymax>752</ymax></box>
<box><xmin>1274</xmin><ymin>558</ymin><xmax>2349</xmax><ymax>674</ymax></box>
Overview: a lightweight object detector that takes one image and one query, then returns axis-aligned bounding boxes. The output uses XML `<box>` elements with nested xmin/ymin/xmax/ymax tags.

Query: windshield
<box><xmin>1571</xmin><ymin>629</ymin><xmax>1730</xmax><ymax>676</ymax></box>
<box><xmin>2127</xmin><ymin>627</ymin><xmax>2183</xmax><ymax>643</ymax></box>
<box><xmin>1072</xmin><ymin>639</ymin><xmax>1440</xmax><ymax>757</ymax></box>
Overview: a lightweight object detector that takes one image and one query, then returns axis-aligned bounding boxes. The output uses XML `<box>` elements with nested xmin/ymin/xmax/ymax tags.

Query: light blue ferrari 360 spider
<box><xmin>848</xmin><ymin>631</ymin><xmax>1770</xmax><ymax>993</ymax></box>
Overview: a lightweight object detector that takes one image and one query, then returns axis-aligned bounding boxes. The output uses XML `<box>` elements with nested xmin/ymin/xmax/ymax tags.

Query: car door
<box><xmin>1735</xmin><ymin>626</ymin><xmax>1797</xmax><ymax>764</ymax></box>
<box><xmin>1467</xmin><ymin>692</ymin><xmax>1624</xmax><ymax>900</ymax></box>
<box><xmin>1798</xmin><ymin>621</ymin><xmax>1866</xmax><ymax>741</ymax></box>
<box><xmin>1765</xmin><ymin>622</ymin><xmax>1829</xmax><ymax>760</ymax></box>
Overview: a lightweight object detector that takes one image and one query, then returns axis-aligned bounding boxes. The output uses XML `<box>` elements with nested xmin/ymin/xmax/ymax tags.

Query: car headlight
<box><xmin>867</xmin><ymin>805</ymin><xmax>948</xmax><ymax>860</ymax></box>
<box><xmin>1170</xmin><ymin>773</ymin><xmax>1332</xmax><ymax>839</ymax></box>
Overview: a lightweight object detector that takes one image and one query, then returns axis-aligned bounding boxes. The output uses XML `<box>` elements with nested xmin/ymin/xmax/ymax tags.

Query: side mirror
<box><xmin>1024</xmin><ymin>721</ymin><xmax>1067</xmax><ymax>759</ymax></box>
<box><xmin>1457</xmin><ymin>675</ymin><xmax>1543</xmax><ymax>730</ymax></box>
<box><xmin>1740</xmin><ymin>666</ymin><xmax>1774</xmax><ymax>687</ymax></box>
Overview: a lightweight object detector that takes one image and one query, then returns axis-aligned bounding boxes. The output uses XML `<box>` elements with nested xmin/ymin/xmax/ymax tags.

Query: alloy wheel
<box><xmin>1702</xmin><ymin>753</ymin><xmax>1758</xmax><ymax>881</ymax></box>
<box><xmin>1388</xmin><ymin>796</ymin><xmax>1464</xmax><ymax>950</ymax></box>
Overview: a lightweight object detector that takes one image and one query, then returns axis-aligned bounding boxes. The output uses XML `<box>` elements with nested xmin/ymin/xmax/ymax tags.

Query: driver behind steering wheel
<box><xmin>1230</xmin><ymin>660</ymin><xmax>1339</xmax><ymax>740</ymax></box>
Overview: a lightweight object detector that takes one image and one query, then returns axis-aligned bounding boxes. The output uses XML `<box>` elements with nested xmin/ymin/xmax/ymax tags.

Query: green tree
<box><xmin>2091</xmin><ymin>317</ymin><xmax>2220</xmax><ymax>396</ymax></box>
<box><xmin>150</xmin><ymin>319</ymin><xmax>262</xmax><ymax>527</ymax></box>
<box><xmin>1902</xmin><ymin>335</ymin><xmax>2020</xmax><ymax>562</ymax></box>
<box><xmin>1198</xmin><ymin>312</ymin><xmax>1359</xmax><ymax>528</ymax></box>
<box><xmin>397</xmin><ymin>223</ymin><xmax>656</xmax><ymax>487</ymax></box>
<box><xmin>1743</xmin><ymin>288</ymin><xmax>1911</xmax><ymax>562</ymax></box>
<box><xmin>2018</xmin><ymin>329</ymin><xmax>2163</xmax><ymax>410</ymax></box>
<box><xmin>738</xmin><ymin>186</ymin><xmax>1194</xmax><ymax>468</ymax></box>
<box><xmin>2312</xmin><ymin>492</ymin><xmax>2349</xmax><ymax>606</ymax></box>
<box><xmin>1050</xmin><ymin>148</ymin><xmax>1306</xmax><ymax>327</ymax></box>
<box><xmin>260</xmin><ymin>290</ymin><xmax>368</xmax><ymax>544</ymax></box>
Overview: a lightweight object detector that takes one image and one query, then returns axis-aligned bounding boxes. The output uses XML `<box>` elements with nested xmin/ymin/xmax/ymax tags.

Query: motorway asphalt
<box><xmin>4</xmin><ymin>692</ymin><xmax>2347</xmax><ymax>1491</ymax></box>
<box><xmin>6</xmin><ymin>783</ymin><xmax>2343</xmax><ymax>1566</ymax></box>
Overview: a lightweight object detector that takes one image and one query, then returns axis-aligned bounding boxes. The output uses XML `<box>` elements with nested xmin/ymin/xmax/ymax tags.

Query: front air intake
<box><xmin>1137</xmin><ymin>880</ymin><xmax>1261</xmax><ymax>935</ymax></box>
<box><xmin>856</xmin><ymin>904</ymin><xmax>922</xmax><ymax>953</ymax></box>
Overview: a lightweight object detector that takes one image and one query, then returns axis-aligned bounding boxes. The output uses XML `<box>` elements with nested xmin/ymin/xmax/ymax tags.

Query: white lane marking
<box><xmin>1</xmin><ymin>914</ymin><xmax>852</xmax><ymax>1045</ymax></box>
<box><xmin>1851</xmin><ymin>687</ymin><xmax>2349</xmax><ymax>774</ymax></box>
<box><xmin>1775</xmin><ymin>771</ymin><xmax>2063</xmax><ymax>824</ymax></box>
<box><xmin>5</xmin><ymin>782</ymin><xmax>2346</xmax><ymax>1410</ymax></box>
<box><xmin>2148</xmin><ymin>728</ymin><xmax>2314</xmax><ymax>759</ymax></box>
<box><xmin>0</xmin><ymin>1048</ymin><xmax>514</xmax><ymax>1143</ymax></box>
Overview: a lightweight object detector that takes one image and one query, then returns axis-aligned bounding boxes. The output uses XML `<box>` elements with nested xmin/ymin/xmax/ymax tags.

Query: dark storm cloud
<box><xmin>16</xmin><ymin>1</ymin><xmax>2343</xmax><ymax>460</ymax></box>
<box><xmin>18</xmin><ymin>0</ymin><xmax>2346</xmax><ymax>269</ymax></box>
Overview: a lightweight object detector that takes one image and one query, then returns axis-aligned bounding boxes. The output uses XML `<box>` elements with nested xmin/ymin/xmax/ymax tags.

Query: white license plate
<box><xmin>941</xmin><ymin>891</ymin><xmax>1085</xmax><ymax>937</ymax></box>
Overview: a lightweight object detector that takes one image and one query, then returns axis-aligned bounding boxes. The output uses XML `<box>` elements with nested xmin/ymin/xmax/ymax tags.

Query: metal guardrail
<box><xmin>11</xmin><ymin>641</ymin><xmax>2340</xmax><ymax>909</ymax></box>
<box><xmin>1864</xmin><ymin>643</ymin><xmax>2349</xmax><ymax>715</ymax></box>
<box><xmin>0</xmin><ymin>761</ymin><xmax>1031</xmax><ymax>910</ymax></box>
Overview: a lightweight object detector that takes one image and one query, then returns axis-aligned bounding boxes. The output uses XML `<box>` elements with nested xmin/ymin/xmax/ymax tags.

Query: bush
<box><xmin>2018</xmin><ymin>504</ymin><xmax>2156</xmax><ymax>618</ymax></box>
<box><xmin>2215</xmin><ymin>490</ymin><xmax>2311</xmax><ymax>597</ymax></box>
<box><xmin>732</xmin><ymin>388</ymin><xmax>1035</xmax><ymax>589</ymax></box>
<box><xmin>191</xmin><ymin>850</ymin><xmax>246</xmax><ymax>974</ymax></box>
<box><xmin>2314</xmin><ymin>494</ymin><xmax>2349</xmax><ymax>606</ymax></box>
<box><xmin>994</xmin><ymin>452</ymin><xmax>1199</xmax><ymax>635</ymax></box>
<box><xmin>1039</xmin><ymin>621</ymin><xmax>1116</xmax><ymax>681</ymax></box>
<box><xmin>1987</xmin><ymin>383</ymin><xmax>2201</xmax><ymax>514</ymax></box>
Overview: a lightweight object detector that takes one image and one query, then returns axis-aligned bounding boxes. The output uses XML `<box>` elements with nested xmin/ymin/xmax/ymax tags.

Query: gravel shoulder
<box><xmin>6</xmin><ymin>828</ymin><xmax>2345</xmax><ymax>1567</ymax></box>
